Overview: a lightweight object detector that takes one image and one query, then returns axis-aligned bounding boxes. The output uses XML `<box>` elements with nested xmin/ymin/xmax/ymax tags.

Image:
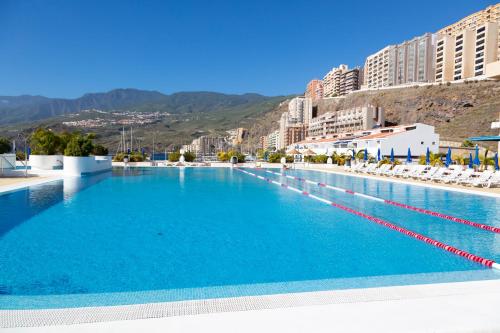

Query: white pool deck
<box><xmin>2</xmin><ymin>164</ymin><xmax>500</xmax><ymax>332</ymax></box>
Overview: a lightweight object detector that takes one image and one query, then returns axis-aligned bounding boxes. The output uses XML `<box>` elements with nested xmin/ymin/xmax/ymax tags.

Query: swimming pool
<box><xmin>1</xmin><ymin>167</ymin><xmax>499</xmax><ymax>309</ymax></box>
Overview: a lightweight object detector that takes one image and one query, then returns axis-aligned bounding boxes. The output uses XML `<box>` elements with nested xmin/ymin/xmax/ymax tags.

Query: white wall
<box><xmin>29</xmin><ymin>155</ymin><xmax>64</xmax><ymax>170</ymax></box>
<box><xmin>63</xmin><ymin>156</ymin><xmax>112</xmax><ymax>176</ymax></box>
<box><xmin>0</xmin><ymin>154</ymin><xmax>16</xmax><ymax>170</ymax></box>
<box><xmin>354</xmin><ymin>124</ymin><xmax>439</xmax><ymax>157</ymax></box>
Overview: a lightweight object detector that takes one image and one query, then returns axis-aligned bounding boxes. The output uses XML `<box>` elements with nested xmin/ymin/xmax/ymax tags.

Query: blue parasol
<box><xmin>468</xmin><ymin>153</ymin><xmax>473</xmax><ymax>169</ymax></box>
<box><xmin>473</xmin><ymin>145</ymin><xmax>480</xmax><ymax>166</ymax></box>
<box><xmin>390</xmin><ymin>148</ymin><xmax>395</xmax><ymax>163</ymax></box>
<box><xmin>494</xmin><ymin>152</ymin><xmax>499</xmax><ymax>171</ymax></box>
<box><xmin>406</xmin><ymin>148</ymin><xmax>412</xmax><ymax>163</ymax></box>
<box><xmin>425</xmin><ymin>147</ymin><xmax>430</xmax><ymax>165</ymax></box>
<box><xmin>377</xmin><ymin>148</ymin><xmax>381</xmax><ymax>162</ymax></box>
<box><xmin>445</xmin><ymin>147</ymin><xmax>452</xmax><ymax>167</ymax></box>
<box><xmin>364</xmin><ymin>148</ymin><xmax>368</xmax><ymax>161</ymax></box>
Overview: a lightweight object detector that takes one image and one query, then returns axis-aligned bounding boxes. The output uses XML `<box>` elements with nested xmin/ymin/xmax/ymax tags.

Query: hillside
<box><xmin>0</xmin><ymin>89</ymin><xmax>275</xmax><ymax>125</ymax></box>
<box><xmin>0</xmin><ymin>94</ymin><xmax>289</xmax><ymax>151</ymax></box>
<box><xmin>250</xmin><ymin>81</ymin><xmax>500</xmax><ymax>150</ymax></box>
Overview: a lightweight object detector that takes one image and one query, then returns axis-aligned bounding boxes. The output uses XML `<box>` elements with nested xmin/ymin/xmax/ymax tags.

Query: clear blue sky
<box><xmin>0</xmin><ymin>0</ymin><xmax>496</xmax><ymax>98</ymax></box>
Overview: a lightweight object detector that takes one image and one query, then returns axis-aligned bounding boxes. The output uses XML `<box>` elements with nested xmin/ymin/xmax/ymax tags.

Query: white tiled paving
<box><xmin>2</xmin><ymin>279</ymin><xmax>500</xmax><ymax>331</ymax></box>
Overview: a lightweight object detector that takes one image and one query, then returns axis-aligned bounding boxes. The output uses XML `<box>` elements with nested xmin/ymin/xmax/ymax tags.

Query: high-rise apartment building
<box><xmin>365</xmin><ymin>33</ymin><xmax>435</xmax><ymax>89</ymax></box>
<box><xmin>307</xmin><ymin>105</ymin><xmax>385</xmax><ymax>138</ymax></box>
<box><xmin>364</xmin><ymin>45</ymin><xmax>398</xmax><ymax>89</ymax></box>
<box><xmin>435</xmin><ymin>4</ymin><xmax>500</xmax><ymax>82</ymax></box>
<box><xmin>267</xmin><ymin>130</ymin><xmax>280</xmax><ymax>151</ymax></box>
<box><xmin>288</xmin><ymin>97</ymin><xmax>313</xmax><ymax>124</ymax></box>
<box><xmin>437</xmin><ymin>4</ymin><xmax>500</xmax><ymax>36</ymax></box>
<box><xmin>435</xmin><ymin>21</ymin><xmax>499</xmax><ymax>82</ymax></box>
<box><xmin>305</xmin><ymin>79</ymin><xmax>324</xmax><ymax>100</ymax></box>
<box><xmin>323</xmin><ymin>65</ymin><xmax>361</xmax><ymax>96</ymax></box>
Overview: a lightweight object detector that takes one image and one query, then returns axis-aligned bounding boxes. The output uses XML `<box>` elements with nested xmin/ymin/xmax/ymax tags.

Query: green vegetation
<box><xmin>168</xmin><ymin>151</ymin><xmax>181</xmax><ymax>162</ymax></box>
<box><xmin>183</xmin><ymin>151</ymin><xmax>196</xmax><ymax>162</ymax></box>
<box><xmin>418</xmin><ymin>152</ymin><xmax>444</xmax><ymax>166</ymax></box>
<box><xmin>30</xmin><ymin>128</ymin><xmax>61</xmax><ymax>155</ymax></box>
<box><xmin>461</xmin><ymin>140</ymin><xmax>474</xmax><ymax>148</ymax></box>
<box><xmin>217</xmin><ymin>150</ymin><xmax>245</xmax><ymax>163</ymax></box>
<box><xmin>304</xmin><ymin>154</ymin><xmax>328</xmax><ymax>163</ymax></box>
<box><xmin>64</xmin><ymin>133</ymin><xmax>95</xmax><ymax>157</ymax></box>
<box><xmin>129</xmin><ymin>152</ymin><xmax>145</xmax><ymax>162</ymax></box>
<box><xmin>92</xmin><ymin>144</ymin><xmax>109</xmax><ymax>156</ymax></box>
<box><xmin>28</xmin><ymin>128</ymin><xmax>106</xmax><ymax>157</ymax></box>
<box><xmin>0</xmin><ymin>137</ymin><xmax>11</xmax><ymax>154</ymax></box>
<box><xmin>267</xmin><ymin>152</ymin><xmax>293</xmax><ymax>163</ymax></box>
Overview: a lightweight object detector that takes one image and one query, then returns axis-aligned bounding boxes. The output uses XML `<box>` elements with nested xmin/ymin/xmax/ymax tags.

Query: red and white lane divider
<box><xmin>236</xmin><ymin>168</ymin><xmax>500</xmax><ymax>270</ymax></box>
<box><xmin>264</xmin><ymin>169</ymin><xmax>500</xmax><ymax>234</ymax></box>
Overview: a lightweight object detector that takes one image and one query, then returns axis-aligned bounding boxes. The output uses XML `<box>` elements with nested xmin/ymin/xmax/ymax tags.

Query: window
<box><xmin>421</xmin><ymin>141</ymin><xmax>424</xmax><ymax>145</ymax></box>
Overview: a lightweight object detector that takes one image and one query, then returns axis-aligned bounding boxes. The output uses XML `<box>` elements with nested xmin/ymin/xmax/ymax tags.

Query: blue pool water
<box><xmin>0</xmin><ymin>167</ymin><xmax>499</xmax><ymax>309</ymax></box>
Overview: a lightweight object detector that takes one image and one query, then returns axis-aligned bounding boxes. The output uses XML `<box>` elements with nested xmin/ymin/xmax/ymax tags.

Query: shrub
<box><xmin>113</xmin><ymin>153</ymin><xmax>126</xmax><ymax>162</ymax></box>
<box><xmin>168</xmin><ymin>151</ymin><xmax>181</xmax><ymax>162</ymax></box>
<box><xmin>64</xmin><ymin>134</ymin><xmax>94</xmax><ymax>157</ymax></box>
<box><xmin>461</xmin><ymin>139</ymin><xmax>474</xmax><ymax>148</ymax></box>
<box><xmin>217</xmin><ymin>151</ymin><xmax>229</xmax><ymax>162</ymax></box>
<box><xmin>268</xmin><ymin>153</ymin><xmax>285</xmax><ymax>163</ymax></box>
<box><xmin>129</xmin><ymin>152</ymin><xmax>144</xmax><ymax>162</ymax></box>
<box><xmin>16</xmin><ymin>151</ymin><xmax>26</xmax><ymax>161</ymax></box>
<box><xmin>0</xmin><ymin>137</ymin><xmax>11</xmax><ymax>154</ymax></box>
<box><xmin>30</xmin><ymin>128</ymin><xmax>61</xmax><ymax>155</ymax></box>
<box><xmin>446</xmin><ymin>81</ymin><xmax>451</xmax><ymax>86</ymax></box>
<box><xmin>183</xmin><ymin>151</ymin><xmax>196</xmax><ymax>162</ymax></box>
<box><xmin>92</xmin><ymin>144</ymin><xmax>109</xmax><ymax>156</ymax></box>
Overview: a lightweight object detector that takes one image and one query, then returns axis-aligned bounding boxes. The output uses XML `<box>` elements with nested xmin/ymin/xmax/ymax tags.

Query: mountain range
<box><xmin>0</xmin><ymin>89</ymin><xmax>277</xmax><ymax>125</ymax></box>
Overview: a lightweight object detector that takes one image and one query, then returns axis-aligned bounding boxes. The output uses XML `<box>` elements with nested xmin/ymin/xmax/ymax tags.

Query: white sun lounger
<box><xmin>483</xmin><ymin>171</ymin><xmax>500</xmax><ymax>188</ymax></box>
<box><xmin>469</xmin><ymin>170</ymin><xmax>494</xmax><ymax>187</ymax></box>
<box><xmin>439</xmin><ymin>168</ymin><xmax>464</xmax><ymax>183</ymax></box>
<box><xmin>453</xmin><ymin>169</ymin><xmax>476</xmax><ymax>184</ymax></box>
<box><xmin>402</xmin><ymin>165</ymin><xmax>423</xmax><ymax>179</ymax></box>
<box><xmin>364</xmin><ymin>163</ymin><xmax>378</xmax><ymax>174</ymax></box>
<box><xmin>417</xmin><ymin>166</ymin><xmax>438</xmax><ymax>180</ymax></box>
<box><xmin>411</xmin><ymin>166</ymin><xmax>431</xmax><ymax>179</ymax></box>
<box><xmin>385</xmin><ymin>164</ymin><xmax>403</xmax><ymax>177</ymax></box>
<box><xmin>426</xmin><ymin>167</ymin><xmax>448</xmax><ymax>181</ymax></box>
<box><xmin>374</xmin><ymin>164</ymin><xmax>392</xmax><ymax>175</ymax></box>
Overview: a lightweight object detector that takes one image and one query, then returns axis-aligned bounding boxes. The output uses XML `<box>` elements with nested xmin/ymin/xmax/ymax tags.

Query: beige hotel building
<box><xmin>364</xmin><ymin>33</ymin><xmax>435</xmax><ymax>89</ymax></box>
<box><xmin>435</xmin><ymin>4</ymin><xmax>500</xmax><ymax>82</ymax></box>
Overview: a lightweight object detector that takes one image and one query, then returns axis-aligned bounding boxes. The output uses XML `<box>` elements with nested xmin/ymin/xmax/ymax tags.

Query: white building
<box><xmin>351</xmin><ymin>123</ymin><xmax>439</xmax><ymax>158</ymax></box>
<box><xmin>287</xmin><ymin>97</ymin><xmax>313</xmax><ymax>124</ymax></box>
<box><xmin>267</xmin><ymin>130</ymin><xmax>280</xmax><ymax>151</ymax></box>
<box><xmin>289</xmin><ymin>123</ymin><xmax>439</xmax><ymax>158</ymax></box>
<box><xmin>307</xmin><ymin>105</ymin><xmax>384</xmax><ymax>138</ymax></box>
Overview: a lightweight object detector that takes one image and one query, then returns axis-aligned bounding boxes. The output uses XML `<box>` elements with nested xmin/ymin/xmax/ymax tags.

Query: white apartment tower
<box><xmin>287</xmin><ymin>97</ymin><xmax>313</xmax><ymax>125</ymax></box>
<box><xmin>365</xmin><ymin>33</ymin><xmax>435</xmax><ymax>89</ymax></box>
<box><xmin>435</xmin><ymin>4</ymin><xmax>500</xmax><ymax>82</ymax></box>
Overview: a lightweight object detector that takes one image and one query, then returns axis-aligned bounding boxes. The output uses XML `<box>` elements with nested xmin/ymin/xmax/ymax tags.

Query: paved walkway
<box><xmin>3</xmin><ymin>280</ymin><xmax>500</xmax><ymax>332</ymax></box>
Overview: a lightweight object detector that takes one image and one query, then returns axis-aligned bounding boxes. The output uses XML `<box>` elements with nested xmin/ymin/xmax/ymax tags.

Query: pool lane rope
<box><xmin>236</xmin><ymin>168</ymin><xmax>500</xmax><ymax>270</ymax></box>
<box><xmin>264</xmin><ymin>170</ymin><xmax>500</xmax><ymax>234</ymax></box>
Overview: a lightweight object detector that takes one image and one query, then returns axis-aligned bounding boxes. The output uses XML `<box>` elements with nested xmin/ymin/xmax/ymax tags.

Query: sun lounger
<box><xmin>402</xmin><ymin>165</ymin><xmax>423</xmax><ymax>179</ymax></box>
<box><xmin>426</xmin><ymin>167</ymin><xmax>446</xmax><ymax>181</ymax></box>
<box><xmin>363</xmin><ymin>164</ymin><xmax>378</xmax><ymax>174</ymax></box>
<box><xmin>484</xmin><ymin>171</ymin><xmax>500</xmax><ymax>188</ymax></box>
<box><xmin>385</xmin><ymin>165</ymin><xmax>403</xmax><ymax>177</ymax></box>
<box><xmin>453</xmin><ymin>169</ymin><xmax>475</xmax><ymax>184</ymax></box>
<box><xmin>411</xmin><ymin>166</ymin><xmax>431</xmax><ymax>179</ymax></box>
<box><xmin>417</xmin><ymin>166</ymin><xmax>438</xmax><ymax>180</ymax></box>
<box><xmin>439</xmin><ymin>169</ymin><xmax>463</xmax><ymax>183</ymax></box>
<box><xmin>469</xmin><ymin>170</ymin><xmax>494</xmax><ymax>187</ymax></box>
<box><xmin>374</xmin><ymin>164</ymin><xmax>391</xmax><ymax>175</ymax></box>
